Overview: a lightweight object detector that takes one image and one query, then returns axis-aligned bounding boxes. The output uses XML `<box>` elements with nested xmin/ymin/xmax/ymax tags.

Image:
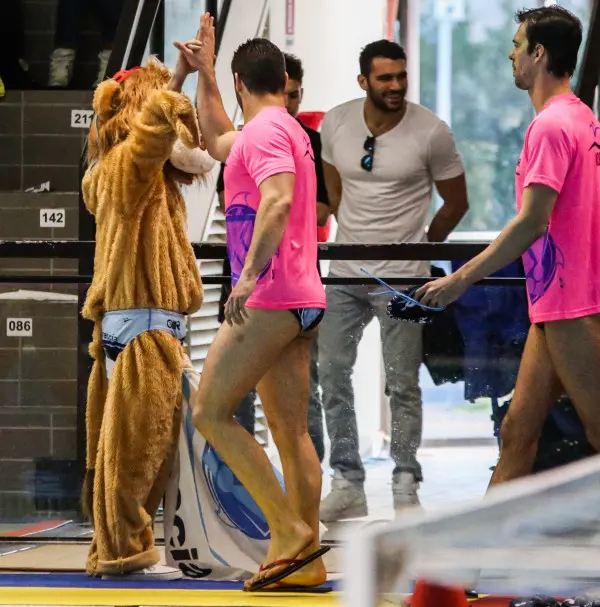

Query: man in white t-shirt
<box><xmin>319</xmin><ymin>39</ymin><xmax>468</xmax><ymax>521</ymax></box>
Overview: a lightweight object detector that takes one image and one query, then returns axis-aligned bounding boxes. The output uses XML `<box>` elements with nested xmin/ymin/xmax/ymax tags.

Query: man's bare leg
<box><xmin>252</xmin><ymin>330</ymin><xmax>325</xmax><ymax>588</ymax></box>
<box><xmin>489</xmin><ymin>324</ymin><xmax>563</xmax><ymax>486</ymax></box>
<box><xmin>544</xmin><ymin>314</ymin><xmax>600</xmax><ymax>452</ymax></box>
<box><xmin>191</xmin><ymin>309</ymin><xmax>315</xmax><ymax>577</ymax></box>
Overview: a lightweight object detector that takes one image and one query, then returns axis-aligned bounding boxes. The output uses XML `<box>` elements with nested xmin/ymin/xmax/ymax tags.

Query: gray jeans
<box><xmin>308</xmin><ymin>337</ymin><xmax>325</xmax><ymax>463</ymax></box>
<box><xmin>319</xmin><ymin>282</ymin><xmax>423</xmax><ymax>483</ymax></box>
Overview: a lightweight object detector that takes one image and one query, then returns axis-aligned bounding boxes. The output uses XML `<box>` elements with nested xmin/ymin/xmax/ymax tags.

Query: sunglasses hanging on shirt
<box><xmin>361</xmin><ymin>136</ymin><xmax>376</xmax><ymax>172</ymax></box>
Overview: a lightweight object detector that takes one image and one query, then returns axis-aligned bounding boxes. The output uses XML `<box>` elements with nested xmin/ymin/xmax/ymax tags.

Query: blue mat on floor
<box><xmin>0</xmin><ymin>572</ymin><xmax>338</xmax><ymax>591</ymax></box>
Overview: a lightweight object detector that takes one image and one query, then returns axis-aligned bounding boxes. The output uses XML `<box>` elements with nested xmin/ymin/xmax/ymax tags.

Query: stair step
<box><xmin>0</xmin><ymin>90</ymin><xmax>90</xmax><ymax>192</ymax></box>
<box><xmin>0</xmin><ymin>192</ymin><xmax>79</xmax><ymax>207</ymax></box>
<box><xmin>25</xmin><ymin>31</ymin><xmax>103</xmax><ymax>65</ymax></box>
<box><xmin>0</xmin><ymin>191</ymin><xmax>79</xmax><ymax>240</ymax></box>
<box><xmin>26</xmin><ymin>62</ymin><xmax>101</xmax><ymax>91</ymax></box>
<box><xmin>2</xmin><ymin>90</ymin><xmax>93</xmax><ymax>105</ymax></box>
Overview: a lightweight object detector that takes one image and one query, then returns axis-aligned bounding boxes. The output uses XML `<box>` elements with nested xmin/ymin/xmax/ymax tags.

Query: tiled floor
<box><xmin>320</xmin><ymin>445</ymin><xmax>498</xmax><ymax>531</ymax></box>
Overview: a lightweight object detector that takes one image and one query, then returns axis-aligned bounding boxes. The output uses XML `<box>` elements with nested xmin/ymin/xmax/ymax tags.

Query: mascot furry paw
<box><xmin>81</xmin><ymin>57</ymin><xmax>214</xmax><ymax>580</ymax></box>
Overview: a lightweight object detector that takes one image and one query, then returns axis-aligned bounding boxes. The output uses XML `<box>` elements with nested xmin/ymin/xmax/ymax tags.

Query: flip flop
<box><xmin>245</xmin><ymin>545</ymin><xmax>331</xmax><ymax>592</ymax></box>
<box><xmin>258</xmin><ymin>584</ymin><xmax>333</xmax><ymax>594</ymax></box>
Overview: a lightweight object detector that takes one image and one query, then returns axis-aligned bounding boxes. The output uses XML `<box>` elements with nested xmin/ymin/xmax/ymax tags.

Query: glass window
<box><xmin>163</xmin><ymin>0</ymin><xmax>209</xmax><ymax>98</ymax></box>
<box><xmin>419</xmin><ymin>0</ymin><xmax>593</xmax><ymax>231</ymax></box>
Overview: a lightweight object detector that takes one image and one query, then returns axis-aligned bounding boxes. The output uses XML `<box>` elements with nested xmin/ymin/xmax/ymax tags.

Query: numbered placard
<box><xmin>40</xmin><ymin>209</ymin><xmax>65</xmax><ymax>228</ymax></box>
<box><xmin>6</xmin><ymin>318</ymin><xmax>33</xmax><ymax>337</ymax></box>
<box><xmin>71</xmin><ymin>109</ymin><xmax>94</xmax><ymax>128</ymax></box>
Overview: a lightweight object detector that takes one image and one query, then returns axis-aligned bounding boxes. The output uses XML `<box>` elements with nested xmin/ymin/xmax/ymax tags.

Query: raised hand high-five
<box><xmin>174</xmin><ymin>13</ymin><xmax>216</xmax><ymax>75</ymax></box>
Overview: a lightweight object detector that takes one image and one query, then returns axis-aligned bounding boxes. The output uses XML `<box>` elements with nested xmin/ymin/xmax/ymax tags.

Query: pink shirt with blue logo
<box><xmin>516</xmin><ymin>93</ymin><xmax>600</xmax><ymax>323</ymax></box>
<box><xmin>223</xmin><ymin>106</ymin><xmax>326</xmax><ymax>310</ymax></box>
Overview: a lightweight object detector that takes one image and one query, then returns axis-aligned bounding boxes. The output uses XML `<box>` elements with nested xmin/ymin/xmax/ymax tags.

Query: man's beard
<box><xmin>368</xmin><ymin>89</ymin><xmax>406</xmax><ymax>114</ymax></box>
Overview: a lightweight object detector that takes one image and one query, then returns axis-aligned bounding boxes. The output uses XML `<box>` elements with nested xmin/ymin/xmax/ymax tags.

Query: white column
<box><xmin>406</xmin><ymin>0</ymin><xmax>421</xmax><ymax>104</ymax></box>
<box><xmin>269</xmin><ymin>0</ymin><xmax>388</xmax><ymax>113</ymax></box>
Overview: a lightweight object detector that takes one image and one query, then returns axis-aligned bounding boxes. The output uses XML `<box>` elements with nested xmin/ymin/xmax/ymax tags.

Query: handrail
<box><xmin>575</xmin><ymin>0</ymin><xmax>600</xmax><ymax>109</ymax></box>
<box><xmin>0</xmin><ymin>275</ymin><xmax>525</xmax><ymax>286</ymax></box>
<box><xmin>0</xmin><ymin>240</ymin><xmax>526</xmax><ymax>285</ymax></box>
<box><xmin>216</xmin><ymin>0</ymin><xmax>233</xmax><ymax>54</ymax></box>
<box><xmin>0</xmin><ymin>240</ymin><xmax>494</xmax><ymax>261</ymax></box>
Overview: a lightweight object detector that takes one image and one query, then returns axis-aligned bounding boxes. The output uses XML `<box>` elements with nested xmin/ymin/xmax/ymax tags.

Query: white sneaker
<box><xmin>48</xmin><ymin>48</ymin><xmax>75</xmax><ymax>88</ymax></box>
<box><xmin>102</xmin><ymin>564</ymin><xmax>183</xmax><ymax>581</ymax></box>
<box><xmin>320</xmin><ymin>471</ymin><xmax>368</xmax><ymax>523</ymax></box>
<box><xmin>393</xmin><ymin>472</ymin><xmax>421</xmax><ymax>516</ymax></box>
<box><xmin>94</xmin><ymin>49</ymin><xmax>112</xmax><ymax>88</ymax></box>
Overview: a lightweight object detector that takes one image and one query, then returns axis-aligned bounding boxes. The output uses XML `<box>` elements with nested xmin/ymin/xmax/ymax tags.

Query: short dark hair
<box><xmin>231</xmin><ymin>38</ymin><xmax>286</xmax><ymax>95</ymax></box>
<box><xmin>359</xmin><ymin>40</ymin><xmax>407</xmax><ymax>78</ymax></box>
<box><xmin>283</xmin><ymin>53</ymin><xmax>304</xmax><ymax>83</ymax></box>
<box><xmin>515</xmin><ymin>6</ymin><xmax>582</xmax><ymax>78</ymax></box>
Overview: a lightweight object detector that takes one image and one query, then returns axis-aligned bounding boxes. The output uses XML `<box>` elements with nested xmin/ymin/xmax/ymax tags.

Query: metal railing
<box><xmin>0</xmin><ymin>240</ymin><xmax>527</xmax><ymax>288</ymax></box>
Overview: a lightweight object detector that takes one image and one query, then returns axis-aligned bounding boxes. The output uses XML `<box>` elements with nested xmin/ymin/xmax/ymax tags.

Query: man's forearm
<box><xmin>427</xmin><ymin>202</ymin><xmax>467</xmax><ymax>242</ymax></box>
<box><xmin>322</xmin><ymin>161</ymin><xmax>342</xmax><ymax>218</ymax></box>
<box><xmin>329</xmin><ymin>197</ymin><xmax>341</xmax><ymax>218</ymax></box>
<box><xmin>457</xmin><ymin>216</ymin><xmax>546</xmax><ymax>286</ymax></box>
<box><xmin>166</xmin><ymin>72</ymin><xmax>186</xmax><ymax>93</ymax></box>
<box><xmin>317</xmin><ymin>202</ymin><xmax>330</xmax><ymax>227</ymax></box>
<box><xmin>242</xmin><ymin>198</ymin><xmax>291</xmax><ymax>278</ymax></box>
<box><xmin>196</xmin><ymin>70</ymin><xmax>235</xmax><ymax>153</ymax></box>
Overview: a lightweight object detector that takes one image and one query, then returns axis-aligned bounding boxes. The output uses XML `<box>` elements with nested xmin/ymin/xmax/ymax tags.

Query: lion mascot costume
<box><xmin>80</xmin><ymin>56</ymin><xmax>214</xmax><ymax>580</ymax></box>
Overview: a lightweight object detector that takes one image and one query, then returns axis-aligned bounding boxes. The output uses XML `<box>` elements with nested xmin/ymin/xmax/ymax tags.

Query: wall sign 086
<box><xmin>6</xmin><ymin>318</ymin><xmax>33</xmax><ymax>337</ymax></box>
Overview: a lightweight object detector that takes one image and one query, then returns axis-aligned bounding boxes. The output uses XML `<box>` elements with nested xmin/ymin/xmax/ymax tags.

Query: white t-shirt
<box><xmin>321</xmin><ymin>98</ymin><xmax>464</xmax><ymax>278</ymax></box>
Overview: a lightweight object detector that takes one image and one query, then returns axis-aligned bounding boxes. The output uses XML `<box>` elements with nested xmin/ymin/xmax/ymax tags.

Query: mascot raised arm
<box><xmin>81</xmin><ymin>53</ymin><xmax>214</xmax><ymax>581</ymax></box>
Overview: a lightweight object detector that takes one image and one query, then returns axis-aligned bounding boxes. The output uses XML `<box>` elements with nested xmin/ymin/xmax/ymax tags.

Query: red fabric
<box><xmin>297</xmin><ymin>110</ymin><xmax>330</xmax><ymax>241</ymax></box>
<box><xmin>408</xmin><ymin>580</ymin><xmax>468</xmax><ymax>607</ymax></box>
<box><xmin>317</xmin><ymin>216</ymin><xmax>331</xmax><ymax>242</ymax></box>
<box><xmin>297</xmin><ymin>111</ymin><xmax>325</xmax><ymax>131</ymax></box>
<box><xmin>112</xmin><ymin>66</ymin><xmax>141</xmax><ymax>83</ymax></box>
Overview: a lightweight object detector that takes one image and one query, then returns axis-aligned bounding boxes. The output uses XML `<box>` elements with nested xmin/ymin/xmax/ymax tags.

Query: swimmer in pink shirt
<box><xmin>176</xmin><ymin>15</ymin><xmax>328</xmax><ymax>592</ymax></box>
<box><xmin>416</xmin><ymin>6</ymin><xmax>600</xmax><ymax>486</ymax></box>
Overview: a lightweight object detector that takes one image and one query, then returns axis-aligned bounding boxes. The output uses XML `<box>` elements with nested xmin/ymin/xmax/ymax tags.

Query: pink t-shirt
<box><xmin>224</xmin><ymin>106</ymin><xmax>326</xmax><ymax>310</ymax></box>
<box><xmin>516</xmin><ymin>93</ymin><xmax>600</xmax><ymax>323</ymax></box>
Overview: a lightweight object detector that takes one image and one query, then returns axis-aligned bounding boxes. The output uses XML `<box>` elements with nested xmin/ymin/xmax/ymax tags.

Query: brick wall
<box><xmin>0</xmin><ymin>90</ymin><xmax>92</xmax><ymax>192</ymax></box>
<box><xmin>0</xmin><ymin>88</ymin><xmax>89</xmax><ymax>518</ymax></box>
<box><xmin>0</xmin><ymin>295</ymin><xmax>79</xmax><ymax>517</ymax></box>
<box><xmin>0</xmin><ymin>192</ymin><xmax>79</xmax><ymax>293</ymax></box>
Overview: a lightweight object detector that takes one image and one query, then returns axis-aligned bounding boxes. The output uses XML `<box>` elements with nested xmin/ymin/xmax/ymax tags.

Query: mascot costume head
<box><xmin>88</xmin><ymin>57</ymin><xmax>214</xmax><ymax>183</ymax></box>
